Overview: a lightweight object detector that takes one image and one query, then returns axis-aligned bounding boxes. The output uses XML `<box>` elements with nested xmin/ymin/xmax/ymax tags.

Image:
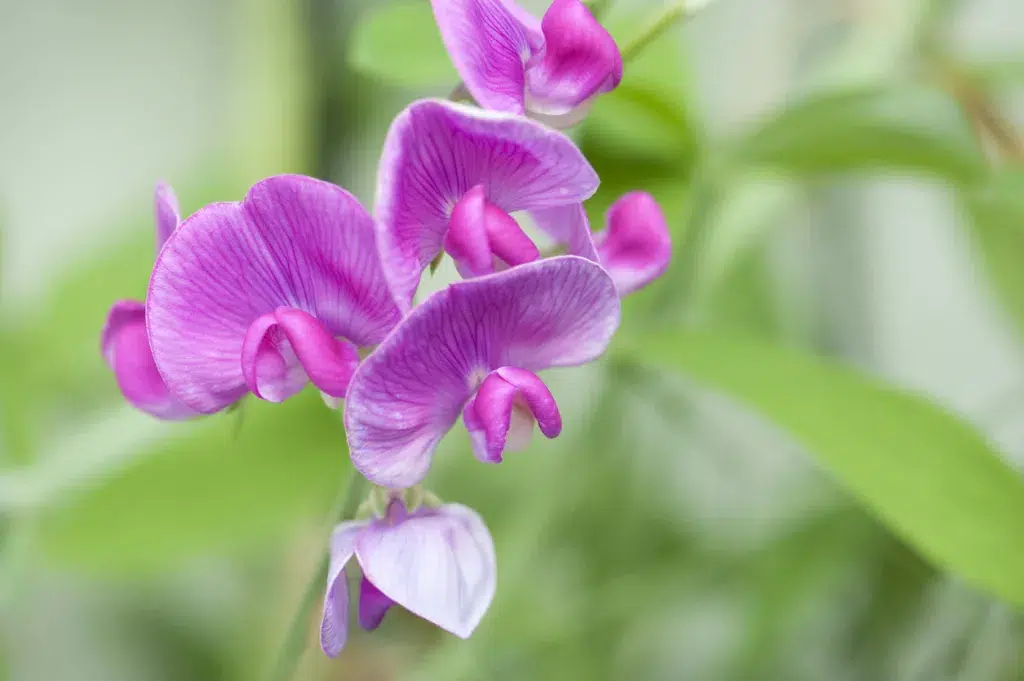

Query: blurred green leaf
<box><xmin>697</xmin><ymin>242</ymin><xmax>785</xmax><ymax>337</ymax></box>
<box><xmin>964</xmin><ymin>168</ymin><xmax>1024</xmax><ymax>339</ymax></box>
<box><xmin>738</xmin><ymin>85</ymin><xmax>986</xmax><ymax>184</ymax></box>
<box><xmin>349</xmin><ymin>0</ymin><xmax>457</xmax><ymax>89</ymax></box>
<box><xmin>627</xmin><ymin>329</ymin><xmax>1024</xmax><ymax>607</ymax></box>
<box><xmin>15</xmin><ymin>170</ymin><xmax>250</xmax><ymax>412</ymax></box>
<box><xmin>959</xmin><ymin>57</ymin><xmax>1024</xmax><ymax>91</ymax></box>
<box><xmin>681</xmin><ymin>172</ymin><xmax>807</xmax><ymax>329</ymax></box>
<box><xmin>583</xmin><ymin>17</ymin><xmax>699</xmax><ymax>168</ymax></box>
<box><xmin>37</xmin><ymin>391</ymin><xmax>346</xmax><ymax>574</ymax></box>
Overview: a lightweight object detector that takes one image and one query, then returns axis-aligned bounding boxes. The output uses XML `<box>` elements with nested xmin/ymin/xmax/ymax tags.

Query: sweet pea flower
<box><xmin>376</xmin><ymin>98</ymin><xmax>601</xmax><ymax>312</ymax></box>
<box><xmin>320</xmin><ymin>497</ymin><xmax>496</xmax><ymax>657</ymax></box>
<box><xmin>432</xmin><ymin>0</ymin><xmax>622</xmax><ymax>127</ymax></box>
<box><xmin>595</xmin><ymin>192</ymin><xmax>673</xmax><ymax>296</ymax></box>
<box><xmin>146</xmin><ymin>175</ymin><xmax>401</xmax><ymax>413</ymax></box>
<box><xmin>101</xmin><ymin>183</ymin><xmax>196</xmax><ymax>420</ymax></box>
<box><xmin>345</xmin><ymin>256</ymin><xmax>620</xmax><ymax>488</ymax></box>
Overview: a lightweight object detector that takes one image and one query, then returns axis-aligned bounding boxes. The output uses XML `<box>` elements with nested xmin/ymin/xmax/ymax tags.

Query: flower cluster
<box><xmin>101</xmin><ymin>0</ymin><xmax>671</xmax><ymax>658</ymax></box>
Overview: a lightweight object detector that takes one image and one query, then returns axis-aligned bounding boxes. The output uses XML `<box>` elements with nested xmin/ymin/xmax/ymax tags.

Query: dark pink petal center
<box><xmin>463</xmin><ymin>366</ymin><xmax>561</xmax><ymax>463</ymax></box>
<box><xmin>443</xmin><ymin>185</ymin><xmax>540</xmax><ymax>278</ymax></box>
<box><xmin>241</xmin><ymin>307</ymin><xmax>360</xmax><ymax>403</ymax></box>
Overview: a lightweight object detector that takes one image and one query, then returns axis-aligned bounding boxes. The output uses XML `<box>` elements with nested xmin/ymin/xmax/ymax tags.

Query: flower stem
<box><xmin>266</xmin><ymin>471</ymin><xmax>368</xmax><ymax>681</ymax></box>
<box><xmin>937</xmin><ymin>61</ymin><xmax>1024</xmax><ymax>162</ymax></box>
<box><xmin>620</xmin><ymin>0</ymin><xmax>704</xmax><ymax>64</ymax></box>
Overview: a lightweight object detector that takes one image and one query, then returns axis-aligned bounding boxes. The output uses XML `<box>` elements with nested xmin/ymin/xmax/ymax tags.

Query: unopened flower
<box><xmin>146</xmin><ymin>175</ymin><xmax>401</xmax><ymax>414</ymax></box>
<box><xmin>376</xmin><ymin>98</ymin><xmax>600</xmax><ymax>311</ymax></box>
<box><xmin>345</xmin><ymin>256</ymin><xmax>619</xmax><ymax>488</ymax></box>
<box><xmin>320</xmin><ymin>497</ymin><xmax>496</xmax><ymax>657</ymax></box>
<box><xmin>101</xmin><ymin>183</ymin><xmax>196</xmax><ymax>420</ymax></box>
<box><xmin>595</xmin><ymin>192</ymin><xmax>672</xmax><ymax>296</ymax></box>
<box><xmin>432</xmin><ymin>0</ymin><xmax>622</xmax><ymax>127</ymax></box>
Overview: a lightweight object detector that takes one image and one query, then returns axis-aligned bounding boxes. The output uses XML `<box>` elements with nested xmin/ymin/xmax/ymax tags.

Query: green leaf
<box><xmin>738</xmin><ymin>85</ymin><xmax>986</xmax><ymax>184</ymax></box>
<box><xmin>964</xmin><ymin>168</ymin><xmax>1024</xmax><ymax>338</ymax></box>
<box><xmin>349</xmin><ymin>0</ymin><xmax>457</xmax><ymax>89</ymax></box>
<box><xmin>625</xmin><ymin>329</ymin><xmax>1024</xmax><ymax>607</ymax></box>
<box><xmin>37</xmin><ymin>391</ymin><xmax>346</xmax><ymax>574</ymax></box>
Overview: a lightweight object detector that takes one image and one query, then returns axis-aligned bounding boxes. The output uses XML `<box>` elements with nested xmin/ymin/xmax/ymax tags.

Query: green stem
<box><xmin>619</xmin><ymin>0</ymin><xmax>696</xmax><ymax>63</ymax></box>
<box><xmin>266</xmin><ymin>471</ymin><xmax>368</xmax><ymax>681</ymax></box>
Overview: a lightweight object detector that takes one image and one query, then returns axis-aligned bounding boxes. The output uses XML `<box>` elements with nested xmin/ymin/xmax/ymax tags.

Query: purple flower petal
<box><xmin>463</xmin><ymin>367</ymin><xmax>561</xmax><ymax>463</ymax></box>
<box><xmin>595</xmin><ymin>192</ymin><xmax>672</xmax><ymax>296</ymax></box>
<box><xmin>154</xmin><ymin>181</ymin><xmax>181</xmax><ymax>250</ymax></box>
<box><xmin>345</xmin><ymin>256</ymin><xmax>620</xmax><ymax>488</ymax></box>
<box><xmin>147</xmin><ymin>175</ymin><xmax>401</xmax><ymax>414</ymax></box>
<box><xmin>321</xmin><ymin>520</ymin><xmax>366</xmax><ymax>658</ymax></box>
<box><xmin>526</xmin><ymin>0</ymin><xmax>622</xmax><ymax>116</ymax></box>
<box><xmin>355</xmin><ymin>503</ymin><xmax>496</xmax><ymax>639</ymax></box>
<box><xmin>529</xmin><ymin>202</ymin><xmax>599</xmax><ymax>261</ymax></box>
<box><xmin>240</xmin><ymin>308</ymin><xmax>360</xmax><ymax>403</ymax></box>
<box><xmin>358</xmin><ymin>576</ymin><xmax>396</xmax><ymax>631</ymax></box>
<box><xmin>101</xmin><ymin>300</ymin><xmax>195</xmax><ymax>421</ymax></box>
<box><xmin>375</xmin><ymin>99</ymin><xmax>600</xmax><ymax>311</ymax></box>
<box><xmin>430</xmin><ymin>0</ymin><xmax>542</xmax><ymax>114</ymax></box>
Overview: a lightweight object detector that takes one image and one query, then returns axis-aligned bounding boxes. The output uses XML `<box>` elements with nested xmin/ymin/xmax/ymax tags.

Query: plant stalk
<box><xmin>266</xmin><ymin>471</ymin><xmax>368</xmax><ymax>681</ymax></box>
<box><xmin>619</xmin><ymin>0</ymin><xmax>706</xmax><ymax>64</ymax></box>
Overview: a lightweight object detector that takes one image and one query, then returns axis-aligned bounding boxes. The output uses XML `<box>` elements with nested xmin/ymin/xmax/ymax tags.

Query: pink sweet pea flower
<box><xmin>595</xmin><ymin>192</ymin><xmax>673</xmax><ymax>296</ymax></box>
<box><xmin>376</xmin><ymin>98</ymin><xmax>601</xmax><ymax>312</ymax></box>
<box><xmin>432</xmin><ymin>0</ymin><xmax>622</xmax><ymax>127</ymax></box>
<box><xmin>320</xmin><ymin>498</ymin><xmax>496</xmax><ymax>657</ymax></box>
<box><xmin>101</xmin><ymin>183</ymin><xmax>196</xmax><ymax>420</ymax></box>
<box><xmin>146</xmin><ymin>175</ymin><xmax>401</xmax><ymax>414</ymax></box>
<box><xmin>345</xmin><ymin>256</ymin><xmax>620</xmax><ymax>488</ymax></box>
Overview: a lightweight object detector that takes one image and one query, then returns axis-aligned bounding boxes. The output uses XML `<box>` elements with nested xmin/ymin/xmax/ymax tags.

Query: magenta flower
<box><xmin>101</xmin><ymin>183</ymin><xmax>196</xmax><ymax>420</ymax></box>
<box><xmin>595</xmin><ymin>192</ymin><xmax>673</xmax><ymax>296</ymax></box>
<box><xmin>345</xmin><ymin>256</ymin><xmax>620</xmax><ymax>488</ymax></box>
<box><xmin>432</xmin><ymin>0</ymin><xmax>622</xmax><ymax>126</ymax></box>
<box><xmin>376</xmin><ymin>98</ymin><xmax>601</xmax><ymax>312</ymax></box>
<box><xmin>320</xmin><ymin>497</ymin><xmax>496</xmax><ymax>657</ymax></box>
<box><xmin>145</xmin><ymin>175</ymin><xmax>402</xmax><ymax>414</ymax></box>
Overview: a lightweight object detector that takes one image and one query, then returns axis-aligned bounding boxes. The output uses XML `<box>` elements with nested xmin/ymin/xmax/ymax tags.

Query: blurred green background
<box><xmin>2</xmin><ymin>0</ymin><xmax>1024</xmax><ymax>679</ymax></box>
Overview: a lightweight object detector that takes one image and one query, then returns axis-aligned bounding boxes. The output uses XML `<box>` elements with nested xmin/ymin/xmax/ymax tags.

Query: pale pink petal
<box><xmin>355</xmin><ymin>503</ymin><xmax>496</xmax><ymax>639</ymax></box>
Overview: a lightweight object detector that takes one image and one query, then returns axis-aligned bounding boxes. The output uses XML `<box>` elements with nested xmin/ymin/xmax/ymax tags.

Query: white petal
<box><xmin>355</xmin><ymin>504</ymin><xmax>497</xmax><ymax>639</ymax></box>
